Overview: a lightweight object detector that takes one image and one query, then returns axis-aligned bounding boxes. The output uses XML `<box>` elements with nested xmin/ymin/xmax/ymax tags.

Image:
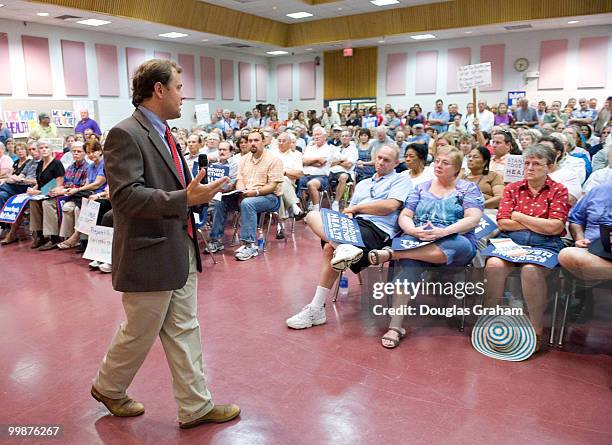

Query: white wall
<box><xmin>0</xmin><ymin>18</ymin><xmax>269</xmax><ymax>131</ymax></box>
<box><xmin>375</xmin><ymin>25</ymin><xmax>612</xmax><ymax>113</ymax></box>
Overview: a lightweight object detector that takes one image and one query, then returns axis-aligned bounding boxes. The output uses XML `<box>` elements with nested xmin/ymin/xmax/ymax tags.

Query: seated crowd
<box><xmin>1</xmin><ymin>96</ymin><xmax>611</xmax><ymax>355</ymax></box>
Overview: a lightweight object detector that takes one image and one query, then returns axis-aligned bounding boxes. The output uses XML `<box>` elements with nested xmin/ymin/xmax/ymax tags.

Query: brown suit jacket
<box><xmin>104</xmin><ymin>108</ymin><xmax>201</xmax><ymax>292</ymax></box>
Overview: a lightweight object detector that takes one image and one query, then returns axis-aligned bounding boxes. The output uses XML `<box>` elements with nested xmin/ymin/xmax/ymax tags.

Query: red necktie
<box><xmin>165</xmin><ymin>126</ymin><xmax>193</xmax><ymax>239</ymax></box>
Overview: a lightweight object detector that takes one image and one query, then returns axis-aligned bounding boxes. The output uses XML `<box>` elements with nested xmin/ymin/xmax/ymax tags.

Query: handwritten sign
<box><xmin>474</xmin><ymin>214</ymin><xmax>498</xmax><ymax>240</ymax></box>
<box><xmin>391</xmin><ymin>234</ymin><xmax>433</xmax><ymax>251</ymax></box>
<box><xmin>458</xmin><ymin>63</ymin><xmax>492</xmax><ymax>91</ymax></box>
<box><xmin>278</xmin><ymin>100</ymin><xmax>289</xmax><ymax>121</ymax></box>
<box><xmin>195</xmin><ymin>103</ymin><xmax>211</xmax><ymax>126</ymax></box>
<box><xmin>321</xmin><ymin>208</ymin><xmax>365</xmax><ymax>247</ymax></box>
<box><xmin>83</xmin><ymin>225</ymin><xmax>113</xmax><ymax>265</ymax></box>
<box><xmin>0</xmin><ymin>194</ymin><xmax>30</xmax><ymax>223</ymax></box>
<box><xmin>207</xmin><ymin>163</ymin><xmax>230</xmax><ymax>183</ymax></box>
<box><xmin>75</xmin><ymin>197</ymin><xmax>100</xmax><ymax>235</ymax></box>
<box><xmin>503</xmin><ymin>155</ymin><xmax>524</xmax><ymax>183</ymax></box>
<box><xmin>481</xmin><ymin>245</ymin><xmax>559</xmax><ymax>269</ymax></box>
<box><xmin>52</xmin><ymin>109</ymin><xmax>76</xmax><ymax>128</ymax></box>
<box><xmin>507</xmin><ymin>91</ymin><xmax>527</xmax><ymax>106</ymax></box>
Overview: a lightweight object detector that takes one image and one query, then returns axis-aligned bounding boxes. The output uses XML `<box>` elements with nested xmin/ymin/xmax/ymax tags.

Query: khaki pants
<box><xmin>60</xmin><ymin>200</ymin><xmax>79</xmax><ymax>238</ymax></box>
<box><xmin>29</xmin><ymin>199</ymin><xmax>59</xmax><ymax>236</ymax></box>
<box><xmin>279</xmin><ymin>176</ymin><xmax>299</xmax><ymax>219</ymax></box>
<box><xmin>93</xmin><ymin>243</ymin><xmax>213</xmax><ymax>422</ymax></box>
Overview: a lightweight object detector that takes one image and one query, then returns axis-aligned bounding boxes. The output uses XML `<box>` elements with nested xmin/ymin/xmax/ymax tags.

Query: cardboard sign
<box><xmin>474</xmin><ymin>214</ymin><xmax>498</xmax><ymax>240</ymax></box>
<box><xmin>391</xmin><ymin>234</ymin><xmax>433</xmax><ymax>251</ymax></box>
<box><xmin>207</xmin><ymin>163</ymin><xmax>230</xmax><ymax>183</ymax></box>
<box><xmin>195</xmin><ymin>103</ymin><xmax>211</xmax><ymax>126</ymax></box>
<box><xmin>481</xmin><ymin>245</ymin><xmax>559</xmax><ymax>269</ymax></box>
<box><xmin>458</xmin><ymin>63</ymin><xmax>492</xmax><ymax>91</ymax></box>
<box><xmin>507</xmin><ymin>91</ymin><xmax>527</xmax><ymax>106</ymax></box>
<box><xmin>52</xmin><ymin>109</ymin><xmax>76</xmax><ymax>128</ymax></box>
<box><xmin>321</xmin><ymin>208</ymin><xmax>365</xmax><ymax>247</ymax></box>
<box><xmin>75</xmin><ymin>197</ymin><xmax>100</xmax><ymax>235</ymax></box>
<box><xmin>83</xmin><ymin>225</ymin><xmax>113</xmax><ymax>265</ymax></box>
<box><xmin>0</xmin><ymin>194</ymin><xmax>30</xmax><ymax>223</ymax></box>
<box><xmin>278</xmin><ymin>100</ymin><xmax>289</xmax><ymax>121</ymax></box>
<box><xmin>503</xmin><ymin>155</ymin><xmax>524</xmax><ymax>183</ymax></box>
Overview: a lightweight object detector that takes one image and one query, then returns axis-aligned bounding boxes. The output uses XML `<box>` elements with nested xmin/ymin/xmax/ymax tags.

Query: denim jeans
<box><xmin>0</xmin><ymin>183</ymin><xmax>28</xmax><ymax>209</ymax></box>
<box><xmin>210</xmin><ymin>193</ymin><xmax>279</xmax><ymax>243</ymax></box>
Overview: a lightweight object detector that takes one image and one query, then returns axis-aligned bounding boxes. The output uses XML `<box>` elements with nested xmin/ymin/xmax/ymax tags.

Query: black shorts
<box><xmin>349</xmin><ymin>217</ymin><xmax>392</xmax><ymax>273</ymax></box>
<box><xmin>328</xmin><ymin>171</ymin><xmax>352</xmax><ymax>189</ymax></box>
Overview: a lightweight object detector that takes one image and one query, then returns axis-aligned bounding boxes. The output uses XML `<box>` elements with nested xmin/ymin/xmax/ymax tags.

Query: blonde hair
<box><xmin>436</xmin><ymin>146</ymin><xmax>464</xmax><ymax>177</ymax></box>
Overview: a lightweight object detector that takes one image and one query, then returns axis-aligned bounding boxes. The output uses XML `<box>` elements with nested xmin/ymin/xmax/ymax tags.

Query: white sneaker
<box><xmin>331</xmin><ymin>244</ymin><xmax>364</xmax><ymax>272</ymax></box>
<box><xmin>286</xmin><ymin>304</ymin><xmax>326</xmax><ymax>329</ymax></box>
<box><xmin>89</xmin><ymin>260</ymin><xmax>101</xmax><ymax>269</ymax></box>
<box><xmin>331</xmin><ymin>201</ymin><xmax>340</xmax><ymax>212</ymax></box>
<box><xmin>99</xmin><ymin>263</ymin><xmax>112</xmax><ymax>273</ymax></box>
<box><xmin>235</xmin><ymin>243</ymin><xmax>259</xmax><ymax>261</ymax></box>
<box><xmin>291</xmin><ymin>203</ymin><xmax>303</xmax><ymax>216</ymax></box>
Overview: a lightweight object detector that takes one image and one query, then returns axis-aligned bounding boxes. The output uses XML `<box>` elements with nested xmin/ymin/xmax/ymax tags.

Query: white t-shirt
<box><xmin>401</xmin><ymin>165</ymin><xmax>434</xmax><ymax>186</ymax></box>
<box><xmin>303</xmin><ymin>143</ymin><xmax>333</xmax><ymax>176</ymax></box>
<box><xmin>330</xmin><ymin>143</ymin><xmax>358</xmax><ymax>175</ymax></box>
<box><xmin>477</xmin><ymin>109</ymin><xmax>495</xmax><ymax>133</ymax></box>
<box><xmin>582</xmin><ymin>167</ymin><xmax>612</xmax><ymax>196</ymax></box>
<box><xmin>272</xmin><ymin>148</ymin><xmax>304</xmax><ymax>184</ymax></box>
<box><xmin>549</xmin><ymin>167</ymin><xmax>581</xmax><ymax>202</ymax></box>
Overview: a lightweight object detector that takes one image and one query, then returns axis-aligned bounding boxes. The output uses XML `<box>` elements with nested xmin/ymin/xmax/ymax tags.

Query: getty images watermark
<box><xmin>369</xmin><ymin>278</ymin><xmax>525</xmax><ymax>317</ymax></box>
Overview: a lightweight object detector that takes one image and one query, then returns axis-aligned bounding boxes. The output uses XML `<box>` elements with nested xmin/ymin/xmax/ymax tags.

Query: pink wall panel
<box><xmin>447</xmin><ymin>47</ymin><xmax>471</xmax><ymax>93</ymax></box>
<box><xmin>577</xmin><ymin>36</ymin><xmax>609</xmax><ymax>88</ymax></box>
<box><xmin>61</xmin><ymin>40</ymin><xmax>88</xmax><ymax>96</ymax></box>
<box><xmin>277</xmin><ymin>64</ymin><xmax>293</xmax><ymax>100</ymax></box>
<box><xmin>178</xmin><ymin>54</ymin><xmax>195</xmax><ymax>99</ymax></box>
<box><xmin>0</xmin><ymin>33</ymin><xmax>11</xmax><ymax>94</ymax></box>
<box><xmin>415</xmin><ymin>51</ymin><xmax>437</xmax><ymax>95</ymax></box>
<box><xmin>22</xmin><ymin>36</ymin><xmax>53</xmax><ymax>95</ymax></box>
<box><xmin>538</xmin><ymin>39</ymin><xmax>568</xmax><ymax>90</ymax></box>
<box><xmin>385</xmin><ymin>53</ymin><xmax>407</xmax><ymax>96</ymax></box>
<box><xmin>256</xmin><ymin>64</ymin><xmax>267</xmax><ymax>101</ymax></box>
<box><xmin>299</xmin><ymin>61</ymin><xmax>316</xmax><ymax>100</ymax></box>
<box><xmin>479</xmin><ymin>44</ymin><xmax>504</xmax><ymax>91</ymax></box>
<box><xmin>126</xmin><ymin>47</ymin><xmax>146</xmax><ymax>90</ymax></box>
<box><xmin>220</xmin><ymin>59</ymin><xmax>234</xmax><ymax>100</ymax></box>
<box><xmin>200</xmin><ymin>56</ymin><xmax>216</xmax><ymax>99</ymax></box>
<box><xmin>239</xmin><ymin>62</ymin><xmax>252</xmax><ymax>101</ymax></box>
<box><xmin>95</xmin><ymin>44</ymin><xmax>119</xmax><ymax>96</ymax></box>
<box><xmin>154</xmin><ymin>51</ymin><xmax>171</xmax><ymax>60</ymax></box>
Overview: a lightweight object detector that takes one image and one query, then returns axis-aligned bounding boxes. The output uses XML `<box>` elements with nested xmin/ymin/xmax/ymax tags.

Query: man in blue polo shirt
<box><xmin>74</xmin><ymin>109</ymin><xmax>102</xmax><ymax>136</ymax></box>
<box><xmin>428</xmin><ymin>99</ymin><xmax>450</xmax><ymax>133</ymax></box>
<box><xmin>286</xmin><ymin>144</ymin><xmax>413</xmax><ymax>329</ymax></box>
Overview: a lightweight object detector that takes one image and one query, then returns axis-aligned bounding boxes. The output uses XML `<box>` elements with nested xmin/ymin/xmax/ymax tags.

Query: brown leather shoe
<box><xmin>179</xmin><ymin>404</ymin><xmax>241</xmax><ymax>429</ymax></box>
<box><xmin>31</xmin><ymin>236</ymin><xmax>47</xmax><ymax>249</ymax></box>
<box><xmin>91</xmin><ymin>385</ymin><xmax>145</xmax><ymax>417</ymax></box>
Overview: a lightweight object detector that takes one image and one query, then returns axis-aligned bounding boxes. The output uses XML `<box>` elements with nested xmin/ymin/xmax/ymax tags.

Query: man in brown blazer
<box><xmin>91</xmin><ymin>59</ymin><xmax>240</xmax><ymax>429</ymax></box>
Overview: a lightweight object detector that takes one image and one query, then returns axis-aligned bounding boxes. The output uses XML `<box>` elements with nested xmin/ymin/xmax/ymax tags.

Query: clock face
<box><xmin>514</xmin><ymin>58</ymin><xmax>529</xmax><ymax>72</ymax></box>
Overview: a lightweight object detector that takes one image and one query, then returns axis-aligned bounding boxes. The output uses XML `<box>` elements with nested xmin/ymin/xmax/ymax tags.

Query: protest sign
<box><xmin>83</xmin><ymin>226</ymin><xmax>113</xmax><ymax>265</ymax></box>
<box><xmin>195</xmin><ymin>103</ymin><xmax>211</xmax><ymax>126</ymax></box>
<box><xmin>503</xmin><ymin>155</ymin><xmax>524</xmax><ymax>183</ymax></box>
<box><xmin>474</xmin><ymin>214</ymin><xmax>498</xmax><ymax>240</ymax></box>
<box><xmin>481</xmin><ymin>245</ymin><xmax>559</xmax><ymax>269</ymax></box>
<box><xmin>75</xmin><ymin>198</ymin><xmax>100</xmax><ymax>235</ymax></box>
<box><xmin>278</xmin><ymin>100</ymin><xmax>289</xmax><ymax>121</ymax></box>
<box><xmin>391</xmin><ymin>235</ymin><xmax>433</xmax><ymax>251</ymax></box>
<box><xmin>361</xmin><ymin>116</ymin><xmax>377</xmax><ymax>129</ymax></box>
<box><xmin>321</xmin><ymin>209</ymin><xmax>365</xmax><ymax>247</ymax></box>
<box><xmin>0</xmin><ymin>194</ymin><xmax>30</xmax><ymax>223</ymax></box>
<box><xmin>207</xmin><ymin>163</ymin><xmax>230</xmax><ymax>183</ymax></box>
<box><xmin>52</xmin><ymin>109</ymin><xmax>76</xmax><ymax>128</ymax></box>
<box><xmin>4</xmin><ymin>110</ymin><xmax>37</xmax><ymax>138</ymax></box>
<box><xmin>458</xmin><ymin>63</ymin><xmax>492</xmax><ymax>91</ymax></box>
<box><xmin>507</xmin><ymin>91</ymin><xmax>526</xmax><ymax>106</ymax></box>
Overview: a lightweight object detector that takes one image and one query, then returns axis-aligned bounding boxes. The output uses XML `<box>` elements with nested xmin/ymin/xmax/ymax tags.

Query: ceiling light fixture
<box><xmin>465</xmin><ymin>31</ymin><xmax>473</xmax><ymax>34</ymax></box>
<box><xmin>202</xmin><ymin>38</ymin><xmax>209</xmax><ymax>42</ymax></box>
<box><xmin>36</xmin><ymin>12</ymin><xmax>49</xmax><ymax>17</ymax></box>
<box><xmin>0</xmin><ymin>4</ymin><xmax>6</xmax><ymax>7</ymax></box>
<box><xmin>76</xmin><ymin>19</ymin><xmax>111</xmax><ymax>26</ymax></box>
<box><xmin>370</xmin><ymin>0</ymin><xmax>400</xmax><ymax>6</ymax></box>
<box><xmin>567</xmin><ymin>20</ymin><xmax>580</xmax><ymax>24</ymax></box>
<box><xmin>286</xmin><ymin>12</ymin><xmax>313</xmax><ymax>19</ymax></box>
<box><xmin>158</xmin><ymin>32</ymin><xmax>188</xmax><ymax>38</ymax></box>
<box><xmin>378</xmin><ymin>40</ymin><xmax>385</xmax><ymax>44</ymax></box>
<box><xmin>410</xmin><ymin>34</ymin><xmax>436</xmax><ymax>40</ymax></box>
<box><xmin>304</xmin><ymin>48</ymin><xmax>313</xmax><ymax>51</ymax></box>
<box><xmin>267</xmin><ymin>50</ymin><xmax>289</xmax><ymax>55</ymax></box>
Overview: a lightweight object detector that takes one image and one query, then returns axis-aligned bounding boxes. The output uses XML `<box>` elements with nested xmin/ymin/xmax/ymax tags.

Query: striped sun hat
<box><xmin>471</xmin><ymin>312</ymin><xmax>536</xmax><ymax>361</ymax></box>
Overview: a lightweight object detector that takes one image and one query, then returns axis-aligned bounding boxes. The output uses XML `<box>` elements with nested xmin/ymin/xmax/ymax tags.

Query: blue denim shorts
<box><xmin>297</xmin><ymin>175</ymin><xmax>329</xmax><ymax>195</ymax></box>
<box><xmin>500</xmin><ymin>230</ymin><xmax>565</xmax><ymax>253</ymax></box>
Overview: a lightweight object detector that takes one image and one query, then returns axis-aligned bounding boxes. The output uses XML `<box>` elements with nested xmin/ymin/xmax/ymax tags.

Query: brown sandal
<box><xmin>381</xmin><ymin>327</ymin><xmax>406</xmax><ymax>349</ymax></box>
<box><xmin>58</xmin><ymin>239</ymin><xmax>80</xmax><ymax>249</ymax></box>
<box><xmin>0</xmin><ymin>235</ymin><xmax>18</xmax><ymax>245</ymax></box>
<box><xmin>368</xmin><ymin>246</ymin><xmax>394</xmax><ymax>265</ymax></box>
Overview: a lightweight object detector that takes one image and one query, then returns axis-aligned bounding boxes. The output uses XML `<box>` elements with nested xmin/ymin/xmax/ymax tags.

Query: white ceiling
<box><xmin>200</xmin><ymin>0</ymin><xmax>450</xmax><ymax>23</ymax></box>
<box><xmin>1</xmin><ymin>0</ymin><xmax>610</xmax><ymax>57</ymax></box>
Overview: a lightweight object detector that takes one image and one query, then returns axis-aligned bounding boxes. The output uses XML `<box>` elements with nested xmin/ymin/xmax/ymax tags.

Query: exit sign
<box><xmin>343</xmin><ymin>48</ymin><xmax>353</xmax><ymax>57</ymax></box>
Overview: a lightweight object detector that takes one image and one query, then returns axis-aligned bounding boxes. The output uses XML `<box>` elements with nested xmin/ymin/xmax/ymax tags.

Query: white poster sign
<box><xmin>75</xmin><ymin>197</ymin><xmax>100</xmax><ymax>235</ymax></box>
<box><xmin>278</xmin><ymin>100</ymin><xmax>289</xmax><ymax>121</ymax></box>
<box><xmin>195</xmin><ymin>103</ymin><xmax>211</xmax><ymax>126</ymax></box>
<box><xmin>503</xmin><ymin>155</ymin><xmax>524</xmax><ymax>183</ymax></box>
<box><xmin>458</xmin><ymin>62</ymin><xmax>492</xmax><ymax>91</ymax></box>
<box><xmin>83</xmin><ymin>225</ymin><xmax>113</xmax><ymax>265</ymax></box>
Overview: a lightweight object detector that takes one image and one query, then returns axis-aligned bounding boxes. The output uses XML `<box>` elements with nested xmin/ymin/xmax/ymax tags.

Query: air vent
<box><xmin>504</xmin><ymin>24</ymin><xmax>533</xmax><ymax>30</ymax></box>
<box><xmin>220</xmin><ymin>42</ymin><xmax>252</xmax><ymax>48</ymax></box>
<box><xmin>56</xmin><ymin>14</ymin><xmax>82</xmax><ymax>20</ymax></box>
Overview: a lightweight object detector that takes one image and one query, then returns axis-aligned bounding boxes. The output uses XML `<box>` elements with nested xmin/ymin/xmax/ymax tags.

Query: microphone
<box><xmin>198</xmin><ymin>154</ymin><xmax>208</xmax><ymax>184</ymax></box>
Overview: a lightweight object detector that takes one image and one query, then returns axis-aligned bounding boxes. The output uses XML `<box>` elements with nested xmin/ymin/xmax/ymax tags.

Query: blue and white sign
<box><xmin>481</xmin><ymin>245</ymin><xmax>559</xmax><ymax>269</ymax></box>
<box><xmin>0</xmin><ymin>194</ymin><xmax>30</xmax><ymax>224</ymax></box>
<box><xmin>207</xmin><ymin>163</ymin><xmax>230</xmax><ymax>183</ymax></box>
<box><xmin>362</xmin><ymin>116</ymin><xmax>378</xmax><ymax>129</ymax></box>
<box><xmin>391</xmin><ymin>234</ymin><xmax>433</xmax><ymax>251</ymax></box>
<box><xmin>474</xmin><ymin>214</ymin><xmax>498</xmax><ymax>240</ymax></box>
<box><xmin>507</xmin><ymin>91</ymin><xmax>526</xmax><ymax>106</ymax></box>
<box><xmin>321</xmin><ymin>208</ymin><xmax>365</xmax><ymax>247</ymax></box>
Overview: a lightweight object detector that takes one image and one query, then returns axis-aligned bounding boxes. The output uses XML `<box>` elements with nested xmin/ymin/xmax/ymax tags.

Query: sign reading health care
<box><xmin>206</xmin><ymin>163</ymin><xmax>230</xmax><ymax>183</ymax></box>
<box><xmin>321</xmin><ymin>209</ymin><xmax>365</xmax><ymax>247</ymax></box>
<box><xmin>481</xmin><ymin>245</ymin><xmax>559</xmax><ymax>269</ymax></box>
<box><xmin>457</xmin><ymin>63</ymin><xmax>492</xmax><ymax>91</ymax></box>
<box><xmin>392</xmin><ymin>234</ymin><xmax>433</xmax><ymax>251</ymax></box>
<box><xmin>0</xmin><ymin>194</ymin><xmax>30</xmax><ymax>224</ymax></box>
